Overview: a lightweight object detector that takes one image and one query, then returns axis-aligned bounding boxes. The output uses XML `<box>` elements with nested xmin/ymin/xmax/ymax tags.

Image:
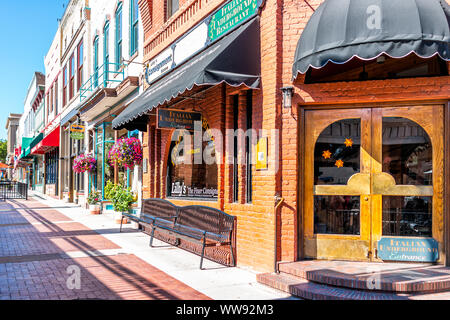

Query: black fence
<box><xmin>0</xmin><ymin>181</ymin><xmax>28</xmax><ymax>201</ymax></box>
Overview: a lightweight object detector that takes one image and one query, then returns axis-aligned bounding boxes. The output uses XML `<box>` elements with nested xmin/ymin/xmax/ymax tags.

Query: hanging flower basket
<box><xmin>108</xmin><ymin>137</ymin><xmax>143</xmax><ymax>169</ymax></box>
<box><xmin>73</xmin><ymin>153</ymin><xmax>97</xmax><ymax>174</ymax></box>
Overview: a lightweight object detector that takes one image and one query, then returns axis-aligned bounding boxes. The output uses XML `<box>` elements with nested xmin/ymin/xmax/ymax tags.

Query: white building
<box><xmin>76</xmin><ymin>0</ymin><xmax>144</xmax><ymax>207</ymax></box>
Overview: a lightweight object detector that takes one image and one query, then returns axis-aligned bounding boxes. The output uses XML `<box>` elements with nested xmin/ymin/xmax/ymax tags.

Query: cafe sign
<box><xmin>377</xmin><ymin>237</ymin><xmax>439</xmax><ymax>262</ymax></box>
<box><xmin>157</xmin><ymin>109</ymin><xmax>202</xmax><ymax>131</ymax></box>
<box><xmin>70</xmin><ymin>124</ymin><xmax>85</xmax><ymax>140</ymax></box>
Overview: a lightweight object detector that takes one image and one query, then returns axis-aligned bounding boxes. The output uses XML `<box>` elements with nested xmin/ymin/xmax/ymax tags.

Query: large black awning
<box><xmin>293</xmin><ymin>0</ymin><xmax>450</xmax><ymax>78</ymax></box>
<box><xmin>113</xmin><ymin>17</ymin><xmax>261</xmax><ymax>131</ymax></box>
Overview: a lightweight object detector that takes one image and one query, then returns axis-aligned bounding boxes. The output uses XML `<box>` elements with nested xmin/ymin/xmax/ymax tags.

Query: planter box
<box><xmin>88</xmin><ymin>204</ymin><xmax>101</xmax><ymax>215</ymax></box>
<box><xmin>113</xmin><ymin>211</ymin><xmax>128</xmax><ymax>225</ymax></box>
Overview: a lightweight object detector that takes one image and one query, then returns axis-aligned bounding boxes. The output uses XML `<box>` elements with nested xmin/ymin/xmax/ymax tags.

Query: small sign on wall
<box><xmin>256</xmin><ymin>137</ymin><xmax>268</xmax><ymax>170</ymax></box>
<box><xmin>377</xmin><ymin>237</ymin><xmax>439</xmax><ymax>262</ymax></box>
<box><xmin>157</xmin><ymin>109</ymin><xmax>202</xmax><ymax>131</ymax></box>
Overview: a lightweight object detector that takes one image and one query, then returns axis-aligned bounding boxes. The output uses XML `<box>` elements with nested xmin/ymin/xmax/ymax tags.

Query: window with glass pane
<box><xmin>117</xmin><ymin>129</ymin><xmax>128</xmax><ymax>187</ymax></box>
<box><xmin>63</xmin><ymin>65</ymin><xmax>67</xmax><ymax>106</ymax></box>
<box><xmin>104</xmin><ymin>22</ymin><xmax>110</xmax><ymax>82</ymax></box>
<box><xmin>167</xmin><ymin>129</ymin><xmax>218</xmax><ymax>199</ymax></box>
<box><xmin>69</xmin><ymin>54</ymin><xmax>75</xmax><ymax>100</ymax></box>
<box><xmin>382</xmin><ymin>117</ymin><xmax>432</xmax><ymax>185</ymax></box>
<box><xmin>314</xmin><ymin>119</ymin><xmax>361</xmax><ymax>185</ymax></box>
<box><xmin>382</xmin><ymin>196</ymin><xmax>432</xmax><ymax>237</ymax></box>
<box><xmin>94</xmin><ymin>37</ymin><xmax>99</xmax><ymax>88</ymax></box>
<box><xmin>314</xmin><ymin>196</ymin><xmax>360</xmax><ymax>235</ymax></box>
<box><xmin>166</xmin><ymin>0</ymin><xmax>179</xmax><ymax>19</ymax></box>
<box><xmin>115</xmin><ymin>3</ymin><xmax>123</xmax><ymax>69</ymax></box>
<box><xmin>130</xmin><ymin>0</ymin><xmax>139</xmax><ymax>55</ymax></box>
<box><xmin>77</xmin><ymin>41</ymin><xmax>83</xmax><ymax>91</ymax></box>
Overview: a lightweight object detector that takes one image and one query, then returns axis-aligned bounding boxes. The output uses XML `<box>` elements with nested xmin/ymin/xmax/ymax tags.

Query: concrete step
<box><xmin>257</xmin><ymin>272</ymin><xmax>410</xmax><ymax>300</ymax></box>
<box><xmin>277</xmin><ymin>260</ymin><xmax>450</xmax><ymax>293</ymax></box>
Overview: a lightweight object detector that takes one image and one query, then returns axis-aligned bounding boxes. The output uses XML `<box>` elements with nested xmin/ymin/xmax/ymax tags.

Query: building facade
<box><xmin>78</xmin><ymin>0</ymin><xmax>144</xmax><ymax>205</ymax></box>
<box><xmin>15</xmin><ymin>72</ymin><xmax>46</xmax><ymax>189</ymax></box>
<box><xmin>111</xmin><ymin>0</ymin><xmax>450</xmax><ymax>272</ymax></box>
<box><xmin>5</xmin><ymin>113</ymin><xmax>22</xmax><ymax>180</ymax></box>
<box><xmin>57</xmin><ymin>0</ymin><xmax>90</xmax><ymax>205</ymax></box>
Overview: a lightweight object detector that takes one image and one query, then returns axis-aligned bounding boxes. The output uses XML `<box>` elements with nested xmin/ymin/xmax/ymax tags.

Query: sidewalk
<box><xmin>0</xmin><ymin>191</ymin><xmax>294</xmax><ymax>300</ymax></box>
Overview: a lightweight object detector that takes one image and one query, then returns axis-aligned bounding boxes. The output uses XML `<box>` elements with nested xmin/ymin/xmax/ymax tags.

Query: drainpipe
<box><xmin>274</xmin><ymin>195</ymin><xmax>284</xmax><ymax>273</ymax></box>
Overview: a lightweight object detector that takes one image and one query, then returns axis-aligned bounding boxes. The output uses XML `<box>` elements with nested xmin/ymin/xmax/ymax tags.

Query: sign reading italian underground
<box><xmin>145</xmin><ymin>0</ymin><xmax>263</xmax><ymax>85</ymax></box>
<box><xmin>157</xmin><ymin>109</ymin><xmax>202</xmax><ymax>131</ymax></box>
<box><xmin>377</xmin><ymin>237</ymin><xmax>439</xmax><ymax>262</ymax></box>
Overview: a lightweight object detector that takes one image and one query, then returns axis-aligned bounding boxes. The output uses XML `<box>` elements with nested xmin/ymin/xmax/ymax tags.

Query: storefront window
<box><xmin>167</xmin><ymin>129</ymin><xmax>218</xmax><ymax>199</ymax></box>
<box><xmin>95</xmin><ymin>122</ymin><xmax>119</xmax><ymax>199</ymax></box>
<box><xmin>45</xmin><ymin>148</ymin><xmax>59</xmax><ymax>185</ymax></box>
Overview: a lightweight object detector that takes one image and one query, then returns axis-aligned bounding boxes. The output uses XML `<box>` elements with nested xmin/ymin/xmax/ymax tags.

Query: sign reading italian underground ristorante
<box><xmin>208</xmin><ymin>0</ymin><xmax>259</xmax><ymax>41</ymax></box>
<box><xmin>157</xmin><ymin>109</ymin><xmax>202</xmax><ymax>131</ymax></box>
<box><xmin>377</xmin><ymin>237</ymin><xmax>439</xmax><ymax>262</ymax></box>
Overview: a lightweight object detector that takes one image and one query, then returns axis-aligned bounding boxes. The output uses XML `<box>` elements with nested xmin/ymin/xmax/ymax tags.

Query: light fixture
<box><xmin>377</xmin><ymin>55</ymin><xmax>386</xmax><ymax>64</ymax></box>
<box><xmin>281</xmin><ymin>86</ymin><xmax>294</xmax><ymax>109</ymax></box>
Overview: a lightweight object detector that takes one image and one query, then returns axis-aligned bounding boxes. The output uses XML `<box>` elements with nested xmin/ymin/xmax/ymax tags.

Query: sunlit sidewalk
<box><xmin>0</xmin><ymin>192</ymin><xmax>292</xmax><ymax>300</ymax></box>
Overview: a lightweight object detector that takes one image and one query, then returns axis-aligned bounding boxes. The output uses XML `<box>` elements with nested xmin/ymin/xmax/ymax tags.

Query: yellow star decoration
<box><xmin>322</xmin><ymin>150</ymin><xmax>332</xmax><ymax>159</ymax></box>
<box><xmin>344</xmin><ymin>138</ymin><xmax>354</xmax><ymax>148</ymax></box>
<box><xmin>335</xmin><ymin>160</ymin><xmax>344</xmax><ymax>168</ymax></box>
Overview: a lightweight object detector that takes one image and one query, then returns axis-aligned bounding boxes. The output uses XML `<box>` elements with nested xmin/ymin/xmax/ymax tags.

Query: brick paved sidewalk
<box><xmin>0</xmin><ymin>198</ymin><xmax>210</xmax><ymax>300</ymax></box>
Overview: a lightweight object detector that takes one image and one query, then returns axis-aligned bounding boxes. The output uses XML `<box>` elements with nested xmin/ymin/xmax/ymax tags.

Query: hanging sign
<box><xmin>70</xmin><ymin>124</ymin><xmax>85</xmax><ymax>140</ymax></box>
<box><xmin>157</xmin><ymin>109</ymin><xmax>202</xmax><ymax>131</ymax></box>
<box><xmin>377</xmin><ymin>237</ymin><xmax>439</xmax><ymax>262</ymax></box>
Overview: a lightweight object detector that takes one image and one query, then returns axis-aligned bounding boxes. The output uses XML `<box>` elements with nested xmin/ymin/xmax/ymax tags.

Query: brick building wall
<box><xmin>137</xmin><ymin>0</ymin><xmax>450</xmax><ymax>272</ymax></box>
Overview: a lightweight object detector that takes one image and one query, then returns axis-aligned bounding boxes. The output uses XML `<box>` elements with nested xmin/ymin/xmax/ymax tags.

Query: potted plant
<box><xmin>108</xmin><ymin>137</ymin><xmax>143</xmax><ymax>169</ymax></box>
<box><xmin>104</xmin><ymin>181</ymin><xmax>134</xmax><ymax>224</ymax></box>
<box><xmin>87</xmin><ymin>191</ymin><xmax>101</xmax><ymax>215</ymax></box>
<box><xmin>73</xmin><ymin>153</ymin><xmax>97</xmax><ymax>174</ymax></box>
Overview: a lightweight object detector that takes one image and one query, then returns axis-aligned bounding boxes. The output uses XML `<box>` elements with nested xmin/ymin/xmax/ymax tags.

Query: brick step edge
<box><xmin>256</xmin><ymin>273</ymin><xmax>450</xmax><ymax>300</ymax></box>
<box><xmin>278</xmin><ymin>264</ymin><xmax>450</xmax><ymax>294</ymax></box>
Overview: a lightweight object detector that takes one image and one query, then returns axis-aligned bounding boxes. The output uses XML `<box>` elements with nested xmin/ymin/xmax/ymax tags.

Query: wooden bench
<box><xmin>120</xmin><ymin>199</ymin><xmax>236</xmax><ymax>270</ymax></box>
<box><xmin>120</xmin><ymin>198</ymin><xmax>178</xmax><ymax>232</ymax></box>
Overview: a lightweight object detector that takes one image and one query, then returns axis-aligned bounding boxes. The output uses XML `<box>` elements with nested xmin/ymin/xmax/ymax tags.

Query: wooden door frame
<box><xmin>297</xmin><ymin>100</ymin><xmax>449</xmax><ymax>263</ymax></box>
<box><xmin>445</xmin><ymin>101</ymin><xmax>450</xmax><ymax>267</ymax></box>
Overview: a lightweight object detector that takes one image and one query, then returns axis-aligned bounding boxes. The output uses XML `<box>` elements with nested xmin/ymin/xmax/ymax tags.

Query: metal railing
<box><xmin>0</xmin><ymin>181</ymin><xmax>28</xmax><ymax>201</ymax></box>
<box><xmin>80</xmin><ymin>62</ymin><xmax>125</xmax><ymax>101</ymax></box>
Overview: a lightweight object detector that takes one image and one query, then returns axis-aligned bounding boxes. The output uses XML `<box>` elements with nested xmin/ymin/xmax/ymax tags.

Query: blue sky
<box><xmin>0</xmin><ymin>1</ymin><xmax>68</xmax><ymax>140</ymax></box>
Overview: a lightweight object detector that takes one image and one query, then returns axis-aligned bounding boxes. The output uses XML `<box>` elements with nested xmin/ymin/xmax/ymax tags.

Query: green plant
<box><xmin>104</xmin><ymin>181</ymin><xmax>134</xmax><ymax>212</ymax></box>
<box><xmin>87</xmin><ymin>191</ymin><xmax>101</xmax><ymax>205</ymax></box>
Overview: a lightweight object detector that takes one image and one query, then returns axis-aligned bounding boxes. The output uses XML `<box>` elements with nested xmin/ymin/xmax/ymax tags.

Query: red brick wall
<box><xmin>138</xmin><ymin>0</ymin><xmax>450</xmax><ymax>272</ymax></box>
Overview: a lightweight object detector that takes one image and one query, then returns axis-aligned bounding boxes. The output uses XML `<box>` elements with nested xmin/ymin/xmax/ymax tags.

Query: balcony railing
<box><xmin>80</xmin><ymin>62</ymin><xmax>125</xmax><ymax>102</ymax></box>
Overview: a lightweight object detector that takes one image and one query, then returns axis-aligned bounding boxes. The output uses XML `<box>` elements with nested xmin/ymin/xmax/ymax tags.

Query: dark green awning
<box><xmin>113</xmin><ymin>17</ymin><xmax>261</xmax><ymax>131</ymax></box>
<box><xmin>20</xmin><ymin>137</ymin><xmax>33</xmax><ymax>159</ymax></box>
<box><xmin>293</xmin><ymin>0</ymin><xmax>450</xmax><ymax>78</ymax></box>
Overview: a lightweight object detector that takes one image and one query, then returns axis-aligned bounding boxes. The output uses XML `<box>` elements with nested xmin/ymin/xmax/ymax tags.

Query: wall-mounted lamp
<box><xmin>281</xmin><ymin>86</ymin><xmax>294</xmax><ymax>109</ymax></box>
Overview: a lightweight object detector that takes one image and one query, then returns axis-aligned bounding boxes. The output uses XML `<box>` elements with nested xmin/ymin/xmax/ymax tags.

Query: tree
<box><xmin>0</xmin><ymin>139</ymin><xmax>7</xmax><ymax>164</ymax></box>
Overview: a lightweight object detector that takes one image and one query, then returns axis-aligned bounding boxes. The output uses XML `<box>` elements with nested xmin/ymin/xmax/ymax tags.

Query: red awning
<box><xmin>31</xmin><ymin>126</ymin><xmax>60</xmax><ymax>155</ymax></box>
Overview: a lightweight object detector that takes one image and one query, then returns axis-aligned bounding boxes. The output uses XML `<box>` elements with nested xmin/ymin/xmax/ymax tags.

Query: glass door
<box><xmin>304</xmin><ymin>108</ymin><xmax>374</xmax><ymax>261</ymax></box>
<box><xmin>303</xmin><ymin>105</ymin><xmax>444</xmax><ymax>262</ymax></box>
<box><xmin>371</xmin><ymin>106</ymin><xmax>444</xmax><ymax>262</ymax></box>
